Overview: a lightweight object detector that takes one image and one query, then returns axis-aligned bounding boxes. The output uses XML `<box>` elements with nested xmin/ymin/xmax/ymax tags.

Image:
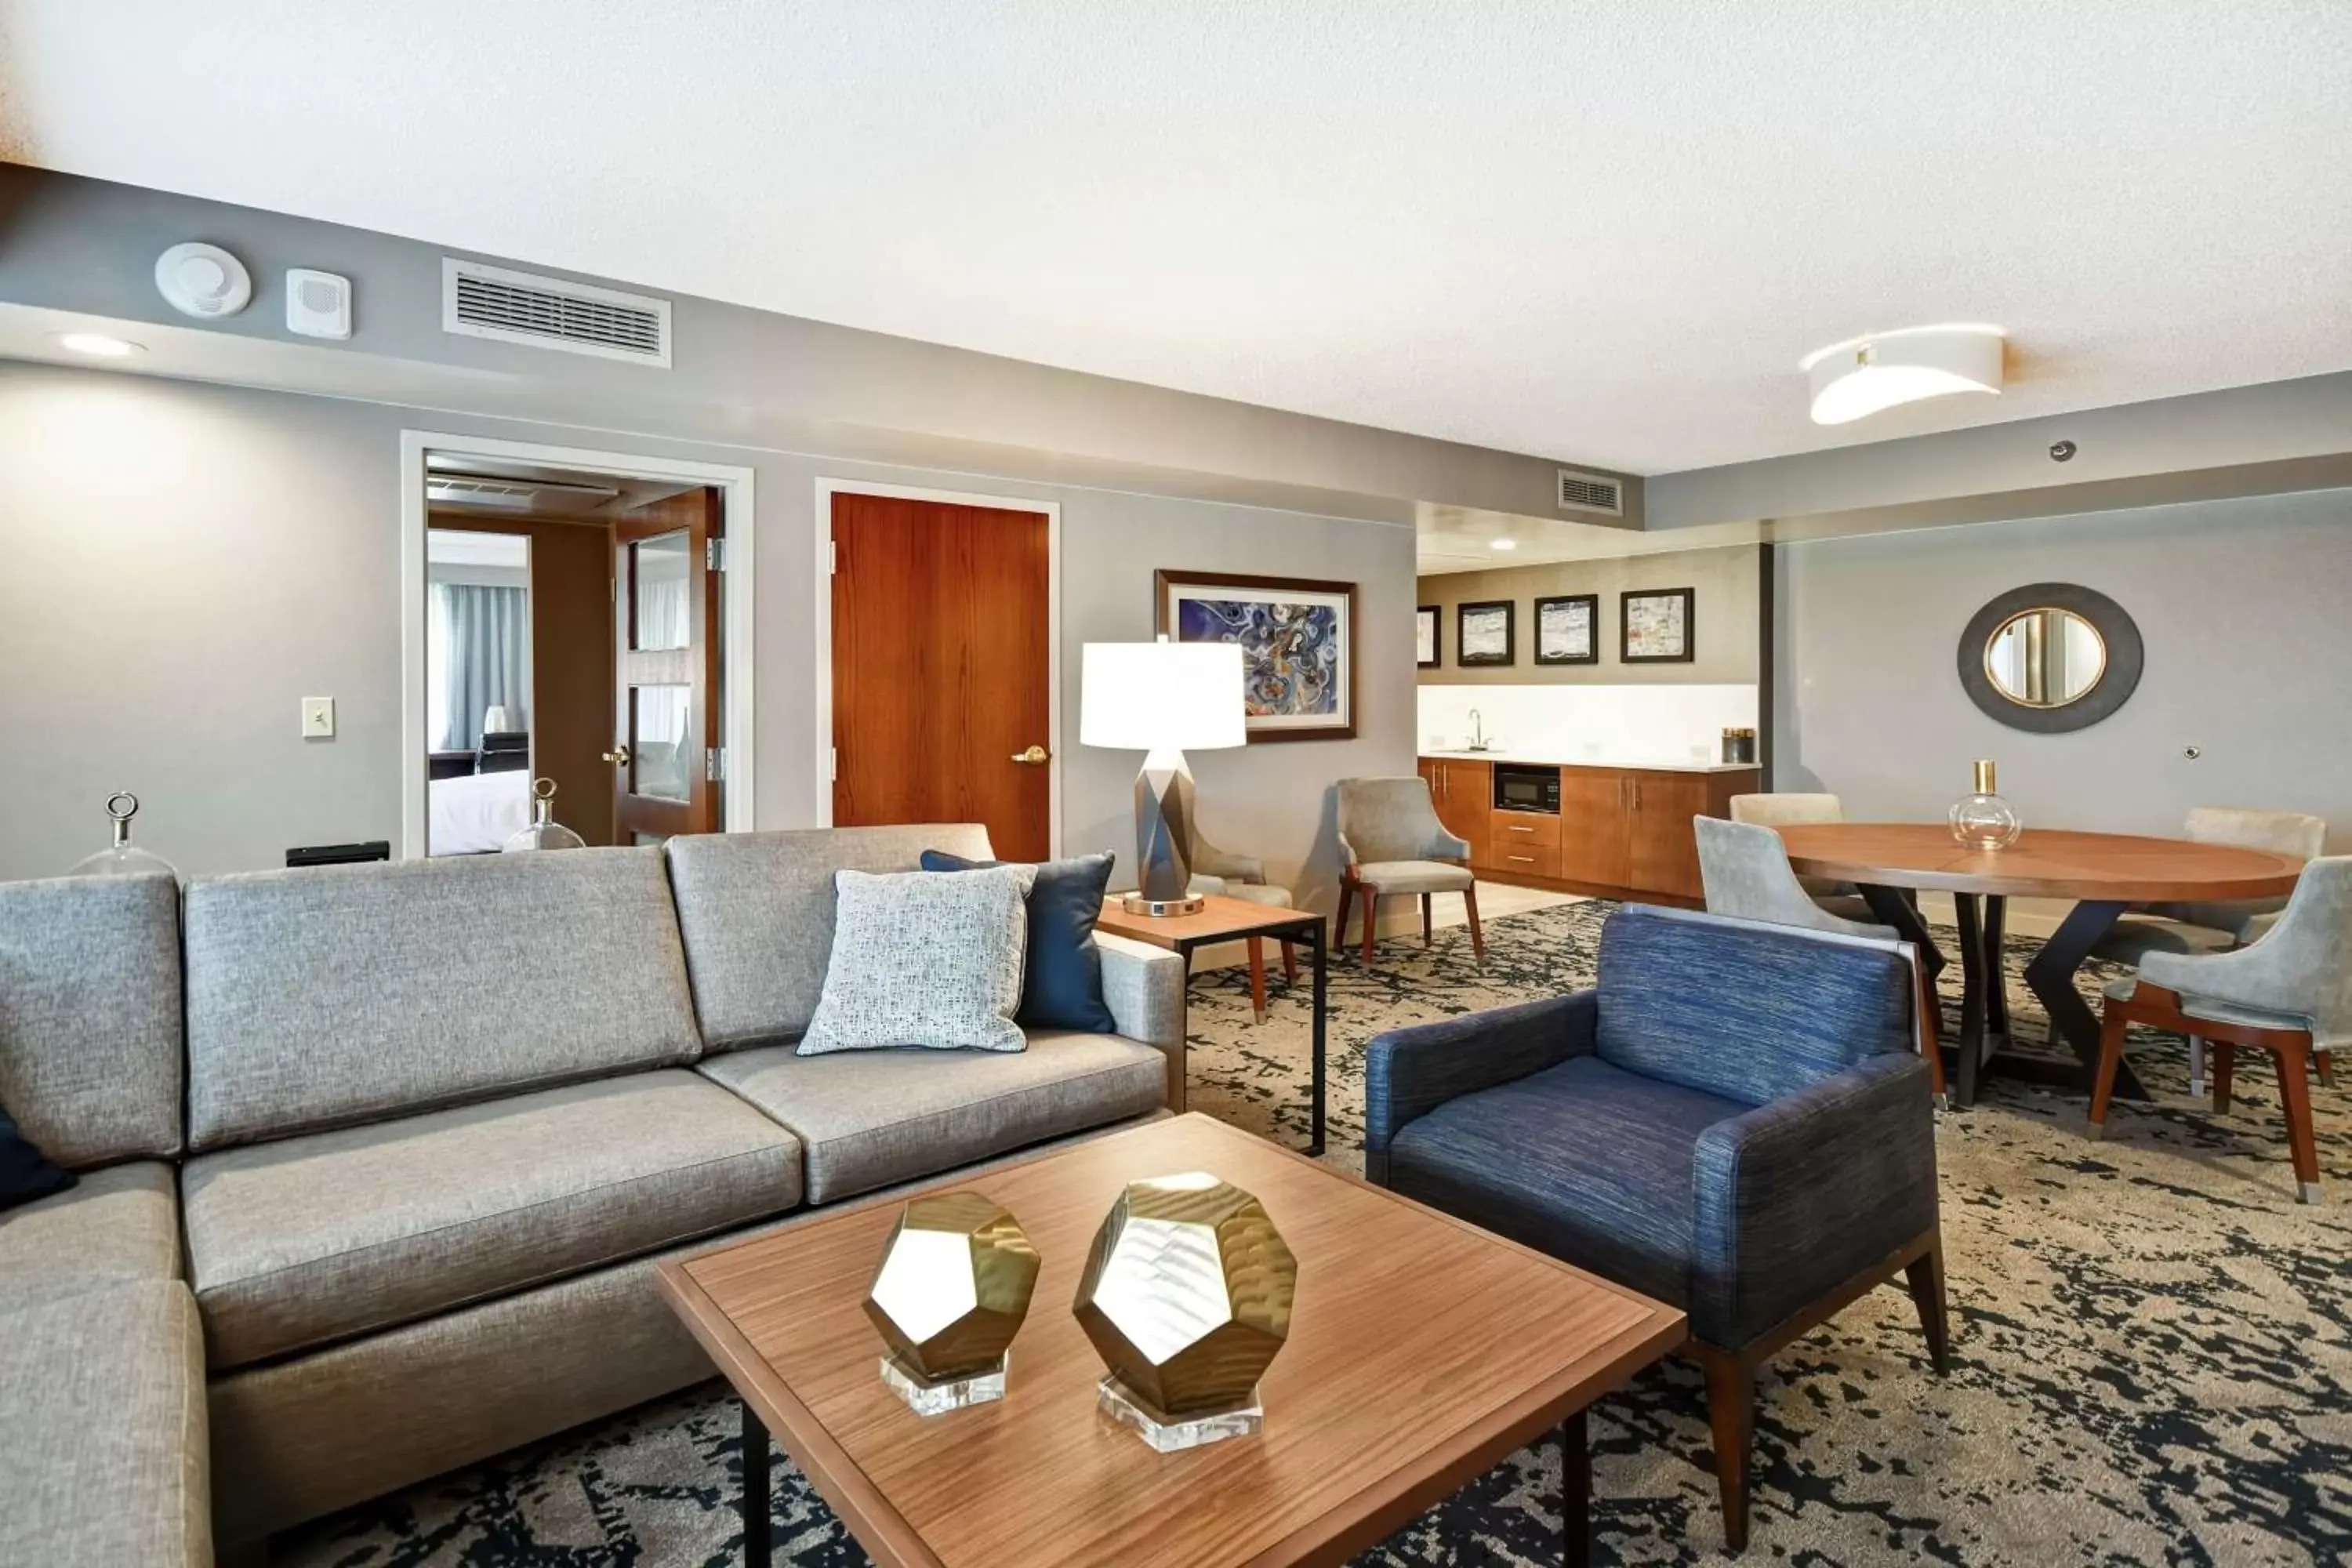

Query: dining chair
<box><xmin>1726</xmin><ymin>792</ymin><xmax>1876</xmax><ymax>924</ymax></box>
<box><xmin>2089</xmin><ymin>807</ymin><xmax>2329</xmax><ymax>1094</ymax></box>
<box><xmin>1187</xmin><ymin>825</ymin><xmax>1297</xmax><ymax>1022</ymax></box>
<box><xmin>1334</xmin><ymin>777</ymin><xmax>1483</xmax><ymax>967</ymax></box>
<box><xmin>2089</xmin><ymin>856</ymin><xmax>2350</xmax><ymax>1203</ymax></box>
<box><xmin>1699</xmin><ymin>815</ymin><xmax>1945</xmax><ymax>1103</ymax></box>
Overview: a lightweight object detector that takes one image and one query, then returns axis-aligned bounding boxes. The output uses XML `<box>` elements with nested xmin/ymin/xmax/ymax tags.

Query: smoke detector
<box><xmin>155</xmin><ymin>242</ymin><xmax>252</xmax><ymax>319</ymax></box>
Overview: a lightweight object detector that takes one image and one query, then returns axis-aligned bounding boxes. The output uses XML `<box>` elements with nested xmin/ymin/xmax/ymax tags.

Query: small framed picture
<box><xmin>1457</xmin><ymin>600</ymin><xmax>1515</xmax><ymax>666</ymax></box>
<box><xmin>1534</xmin><ymin>593</ymin><xmax>1599</xmax><ymax>666</ymax></box>
<box><xmin>1621</xmin><ymin>587</ymin><xmax>1695</xmax><ymax>663</ymax></box>
<box><xmin>1156</xmin><ymin>569</ymin><xmax>1357</xmax><ymax>741</ymax></box>
<box><xmin>1415</xmin><ymin>605</ymin><xmax>1440</xmax><ymax>669</ymax></box>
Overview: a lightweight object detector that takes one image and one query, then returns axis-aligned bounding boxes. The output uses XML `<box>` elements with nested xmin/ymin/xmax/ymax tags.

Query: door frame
<box><xmin>399</xmin><ymin>430</ymin><xmax>758</xmax><ymax>858</ymax></box>
<box><xmin>812</xmin><ymin>477</ymin><xmax>1062</xmax><ymax>856</ymax></box>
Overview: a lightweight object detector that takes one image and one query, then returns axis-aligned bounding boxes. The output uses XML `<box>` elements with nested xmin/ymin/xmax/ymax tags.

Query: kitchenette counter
<box><xmin>1420</xmin><ymin>750</ymin><xmax>1759</xmax><ymax>774</ymax></box>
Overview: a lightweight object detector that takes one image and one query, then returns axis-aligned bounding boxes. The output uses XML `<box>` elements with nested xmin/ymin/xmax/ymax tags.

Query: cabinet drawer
<box><xmin>1490</xmin><ymin>810</ymin><xmax>1562</xmax><ymax>848</ymax></box>
<box><xmin>1490</xmin><ymin>840</ymin><xmax>1561</xmax><ymax>880</ymax></box>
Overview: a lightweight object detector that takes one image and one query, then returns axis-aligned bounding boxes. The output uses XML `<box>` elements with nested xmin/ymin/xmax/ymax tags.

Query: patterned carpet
<box><xmin>279</xmin><ymin>903</ymin><xmax>2352</xmax><ymax>1566</ymax></box>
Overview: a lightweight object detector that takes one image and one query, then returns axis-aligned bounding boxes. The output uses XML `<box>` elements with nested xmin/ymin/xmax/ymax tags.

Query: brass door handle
<box><xmin>602</xmin><ymin>744</ymin><xmax>632</xmax><ymax>767</ymax></box>
<box><xmin>1011</xmin><ymin>745</ymin><xmax>1051</xmax><ymax>765</ymax></box>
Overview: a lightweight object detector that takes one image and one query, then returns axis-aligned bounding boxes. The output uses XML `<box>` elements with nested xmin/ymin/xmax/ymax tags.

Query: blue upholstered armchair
<box><xmin>1365</xmin><ymin>905</ymin><xmax>1947</xmax><ymax>1553</ymax></box>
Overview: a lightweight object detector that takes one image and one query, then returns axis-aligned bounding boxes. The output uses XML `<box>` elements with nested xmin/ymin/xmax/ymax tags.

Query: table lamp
<box><xmin>1081</xmin><ymin>637</ymin><xmax>1246</xmax><ymax>916</ymax></box>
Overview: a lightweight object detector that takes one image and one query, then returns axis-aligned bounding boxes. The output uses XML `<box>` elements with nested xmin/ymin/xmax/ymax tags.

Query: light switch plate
<box><xmin>301</xmin><ymin>696</ymin><xmax>336</xmax><ymax>739</ymax></box>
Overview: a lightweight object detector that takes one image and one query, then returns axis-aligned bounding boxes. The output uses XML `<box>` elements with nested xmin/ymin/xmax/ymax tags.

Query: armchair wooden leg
<box><xmin>2274</xmin><ymin>1039</ymin><xmax>2324</xmax><ymax>1203</ymax></box>
<box><xmin>1697</xmin><ymin>1348</ymin><xmax>1753</xmax><ymax>1555</ymax></box>
<box><xmin>1359</xmin><ymin>886</ymin><xmax>1379</xmax><ymax>966</ymax></box>
<box><xmin>2085</xmin><ymin>1002</ymin><xmax>2130</xmax><ymax>1139</ymax></box>
<box><xmin>1914</xmin><ymin>962</ymin><xmax>1947</xmax><ymax>1107</ymax></box>
<box><xmin>1421</xmin><ymin>893</ymin><xmax>1433</xmax><ymax>947</ymax></box>
<box><xmin>1462</xmin><ymin>884</ymin><xmax>1485</xmax><ymax>964</ymax></box>
<box><xmin>1279</xmin><ymin>940</ymin><xmax>1297</xmax><ymax>984</ymax></box>
<box><xmin>1333</xmin><ymin>884</ymin><xmax>1355</xmax><ymax>962</ymax></box>
<box><xmin>2318</xmin><ymin>1048</ymin><xmax>2336</xmax><ymax>1089</ymax></box>
<box><xmin>2188</xmin><ymin>1036</ymin><xmax>2207</xmax><ymax>1100</ymax></box>
<box><xmin>2213</xmin><ymin>1042</ymin><xmax>2236</xmax><ymax>1113</ymax></box>
<box><xmin>1246</xmin><ymin>936</ymin><xmax>1268</xmax><ymax>1023</ymax></box>
<box><xmin>1904</xmin><ymin>1237</ymin><xmax>1952</xmax><ymax>1375</ymax></box>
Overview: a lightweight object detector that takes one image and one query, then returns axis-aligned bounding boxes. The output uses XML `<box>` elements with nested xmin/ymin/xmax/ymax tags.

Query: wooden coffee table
<box><xmin>659</xmin><ymin>1114</ymin><xmax>1685</xmax><ymax>1568</ymax></box>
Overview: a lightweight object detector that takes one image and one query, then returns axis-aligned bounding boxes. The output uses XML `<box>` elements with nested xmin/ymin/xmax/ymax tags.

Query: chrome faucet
<box><xmin>1467</xmin><ymin>709</ymin><xmax>1488</xmax><ymax>751</ymax></box>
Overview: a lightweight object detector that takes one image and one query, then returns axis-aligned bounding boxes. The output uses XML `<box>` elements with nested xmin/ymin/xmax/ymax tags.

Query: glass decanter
<box><xmin>1948</xmin><ymin>760</ymin><xmax>2022</xmax><ymax>850</ymax></box>
<box><xmin>502</xmin><ymin>779</ymin><xmax>586</xmax><ymax>852</ymax></box>
<box><xmin>70</xmin><ymin>791</ymin><xmax>179</xmax><ymax>878</ymax></box>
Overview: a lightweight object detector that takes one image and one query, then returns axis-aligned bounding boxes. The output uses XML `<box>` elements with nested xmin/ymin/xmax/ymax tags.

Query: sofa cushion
<box><xmin>0</xmin><ymin>1279</ymin><xmax>211</xmax><ymax>1568</ymax></box>
<box><xmin>699</xmin><ymin>1031</ymin><xmax>1167</xmax><ymax>1203</ymax></box>
<box><xmin>0</xmin><ymin>871</ymin><xmax>183</xmax><ymax>1167</ymax></box>
<box><xmin>922</xmin><ymin>849</ymin><xmax>1120</xmax><ymax>1033</ymax></box>
<box><xmin>183</xmin><ymin>849</ymin><xmax>702</xmax><ymax>1149</ymax></box>
<box><xmin>0</xmin><ymin>1160</ymin><xmax>181</xmax><ymax>1308</ymax></box>
<box><xmin>1386</xmin><ymin>1054</ymin><xmax>1744</xmax><ymax>1308</ymax></box>
<box><xmin>800</xmin><ymin>866</ymin><xmax>1036</xmax><ymax>1057</ymax></box>
<box><xmin>1593</xmin><ymin>905</ymin><xmax>1913</xmax><ymax>1107</ymax></box>
<box><xmin>664</xmin><ymin>823</ymin><xmax>993</xmax><ymax>1054</ymax></box>
<box><xmin>183</xmin><ymin>1069</ymin><xmax>803</xmax><ymax>1368</ymax></box>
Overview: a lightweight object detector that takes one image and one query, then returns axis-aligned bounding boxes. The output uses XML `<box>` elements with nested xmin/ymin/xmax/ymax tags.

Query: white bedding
<box><xmin>430</xmin><ymin>770</ymin><xmax>532</xmax><ymax>855</ymax></box>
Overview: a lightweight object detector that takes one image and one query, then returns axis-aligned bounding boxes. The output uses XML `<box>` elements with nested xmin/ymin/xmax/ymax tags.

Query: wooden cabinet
<box><xmin>1421</xmin><ymin>757</ymin><xmax>1491</xmax><ymax>869</ymax></box>
<box><xmin>1556</xmin><ymin>770</ymin><xmax>1631</xmax><ymax>889</ymax></box>
<box><xmin>1490</xmin><ymin>808</ymin><xmax>1560</xmax><ymax>879</ymax></box>
<box><xmin>1624</xmin><ymin>771</ymin><xmax>1712</xmax><ymax>902</ymax></box>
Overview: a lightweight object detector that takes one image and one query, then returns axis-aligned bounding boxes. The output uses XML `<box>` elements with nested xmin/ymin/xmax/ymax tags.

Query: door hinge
<box><xmin>829</xmin><ymin>746</ymin><xmax>837</xmax><ymax>782</ymax></box>
<box><xmin>827</xmin><ymin>539</ymin><xmax>837</xmax><ymax>576</ymax></box>
<box><xmin>706</xmin><ymin>538</ymin><xmax>726</xmax><ymax>572</ymax></box>
<box><xmin>706</xmin><ymin>746</ymin><xmax>726</xmax><ymax>782</ymax></box>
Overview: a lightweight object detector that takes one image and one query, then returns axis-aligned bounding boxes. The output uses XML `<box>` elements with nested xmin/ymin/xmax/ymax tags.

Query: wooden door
<box><xmin>612</xmin><ymin>488</ymin><xmax>723</xmax><ymax>844</ymax></box>
<box><xmin>1558</xmin><ymin>768</ymin><xmax>1631</xmax><ymax>888</ymax></box>
<box><xmin>832</xmin><ymin>492</ymin><xmax>1051</xmax><ymax>862</ymax></box>
<box><xmin>1626</xmin><ymin>771</ymin><xmax>1711</xmax><ymax>898</ymax></box>
<box><xmin>1428</xmin><ymin>759</ymin><xmax>1490</xmax><ymax>869</ymax></box>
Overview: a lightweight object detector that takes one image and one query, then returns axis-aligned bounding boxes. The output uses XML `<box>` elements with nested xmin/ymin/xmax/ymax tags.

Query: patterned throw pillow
<box><xmin>798</xmin><ymin>865</ymin><xmax>1038</xmax><ymax>1056</ymax></box>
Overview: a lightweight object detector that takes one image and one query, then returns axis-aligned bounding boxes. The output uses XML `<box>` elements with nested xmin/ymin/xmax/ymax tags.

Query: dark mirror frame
<box><xmin>1957</xmin><ymin>582</ymin><xmax>2143</xmax><ymax>734</ymax></box>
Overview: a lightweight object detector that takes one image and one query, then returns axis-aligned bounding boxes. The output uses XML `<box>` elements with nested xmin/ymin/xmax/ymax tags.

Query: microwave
<box><xmin>1492</xmin><ymin>764</ymin><xmax>1560</xmax><ymax>815</ymax></box>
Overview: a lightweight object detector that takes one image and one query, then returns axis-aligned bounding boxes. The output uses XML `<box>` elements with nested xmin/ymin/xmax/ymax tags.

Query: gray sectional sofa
<box><xmin>0</xmin><ymin>825</ymin><xmax>1185</xmax><ymax>1564</ymax></box>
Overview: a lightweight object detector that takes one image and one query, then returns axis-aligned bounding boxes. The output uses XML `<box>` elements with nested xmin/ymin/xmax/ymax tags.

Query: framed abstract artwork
<box><xmin>1457</xmin><ymin>600</ymin><xmax>1514</xmax><ymax>666</ymax></box>
<box><xmin>1156</xmin><ymin>569</ymin><xmax>1356</xmax><ymax>741</ymax></box>
<box><xmin>1621</xmin><ymin>587</ymin><xmax>1695</xmax><ymax>663</ymax></box>
<box><xmin>1415</xmin><ymin>606</ymin><xmax>1440</xmax><ymax>669</ymax></box>
<box><xmin>1534</xmin><ymin>593</ymin><xmax>1599</xmax><ymax>666</ymax></box>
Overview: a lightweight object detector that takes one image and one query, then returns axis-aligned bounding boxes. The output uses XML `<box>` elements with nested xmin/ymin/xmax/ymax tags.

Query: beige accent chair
<box><xmin>1697</xmin><ymin>815</ymin><xmax>1946</xmax><ymax>1104</ymax></box>
<box><xmin>2089</xmin><ymin>807</ymin><xmax>2329</xmax><ymax>1094</ymax></box>
<box><xmin>1726</xmin><ymin>792</ymin><xmax>1877</xmax><ymax>925</ymax></box>
<box><xmin>1335</xmin><ymin>777</ymin><xmax>1483</xmax><ymax>967</ymax></box>
<box><xmin>1187</xmin><ymin>827</ymin><xmax>1297</xmax><ymax>1022</ymax></box>
<box><xmin>2091</xmin><ymin>856</ymin><xmax>2350</xmax><ymax>1203</ymax></box>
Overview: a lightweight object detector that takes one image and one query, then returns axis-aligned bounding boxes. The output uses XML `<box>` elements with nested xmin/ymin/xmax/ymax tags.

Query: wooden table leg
<box><xmin>742</xmin><ymin>1400</ymin><xmax>771</xmax><ymax>1568</ymax></box>
<box><xmin>1562</xmin><ymin>1406</ymin><xmax>1591</xmax><ymax>1568</ymax></box>
<box><xmin>1308</xmin><ymin>917</ymin><xmax>1327</xmax><ymax>1157</ymax></box>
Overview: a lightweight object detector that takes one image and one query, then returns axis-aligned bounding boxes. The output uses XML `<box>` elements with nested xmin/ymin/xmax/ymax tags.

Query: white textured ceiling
<box><xmin>2</xmin><ymin>2</ymin><xmax>2348</xmax><ymax>477</ymax></box>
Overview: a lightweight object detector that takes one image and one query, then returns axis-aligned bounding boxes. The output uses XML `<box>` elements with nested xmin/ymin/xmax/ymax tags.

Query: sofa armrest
<box><xmin>1690</xmin><ymin>1053</ymin><xmax>1937</xmax><ymax>1350</ymax></box>
<box><xmin>1363</xmin><ymin>992</ymin><xmax>1596</xmax><ymax>1184</ymax></box>
<box><xmin>1097</xmin><ymin>930</ymin><xmax>1185</xmax><ymax>1051</ymax></box>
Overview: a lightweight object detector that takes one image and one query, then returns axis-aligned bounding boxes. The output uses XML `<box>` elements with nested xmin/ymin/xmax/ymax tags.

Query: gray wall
<box><xmin>0</xmin><ymin>360</ymin><xmax>1415</xmax><ymax>906</ymax></box>
<box><xmin>1774</xmin><ymin>489</ymin><xmax>2352</xmax><ymax>851</ymax></box>
<box><xmin>1416</xmin><ymin>546</ymin><xmax>1760</xmax><ymax>685</ymax></box>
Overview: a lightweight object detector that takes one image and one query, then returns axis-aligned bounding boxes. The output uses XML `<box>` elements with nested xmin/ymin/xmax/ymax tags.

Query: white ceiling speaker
<box><xmin>286</xmin><ymin>268</ymin><xmax>353</xmax><ymax>339</ymax></box>
<box><xmin>1801</xmin><ymin>324</ymin><xmax>2005</xmax><ymax>425</ymax></box>
<box><xmin>155</xmin><ymin>241</ymin><xmax>252</xmax><ymax>318</ymax></box>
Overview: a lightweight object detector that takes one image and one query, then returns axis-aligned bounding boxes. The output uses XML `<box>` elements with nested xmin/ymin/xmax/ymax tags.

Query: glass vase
<box><xmin>503</xmin><ymin>779</ymin><xmax>586</xmax><ymax>852</ymax></box>
<box><xmin>1948</xmin><ymin>760</ymin><xmax>2022</xmax><ymax>850</ymax></box>
<box><xmin>70</xmin><ymin>791</ymin><xmax>178</xmax><ymax>878</ymax></box>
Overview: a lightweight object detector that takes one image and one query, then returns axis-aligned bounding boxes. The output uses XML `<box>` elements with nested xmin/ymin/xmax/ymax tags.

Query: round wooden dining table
<box><xmin>1775</xmin><ymin>824</ymin><xmax>2304</xmax><ymax>1108</ymax></box>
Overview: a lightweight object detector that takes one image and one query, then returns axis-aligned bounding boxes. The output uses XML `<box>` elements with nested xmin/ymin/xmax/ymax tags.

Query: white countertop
<box><xmin>1421</xmin><ymin>749</ymin><xmax>1760</xmax><ymax>775</ymax></box>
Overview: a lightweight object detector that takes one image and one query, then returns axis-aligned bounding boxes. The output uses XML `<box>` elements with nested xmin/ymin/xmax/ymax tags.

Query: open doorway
<box><xmin>400</xmin><ymin>434</ymin><xmax>757</xmax><ymax>858</ymax></box>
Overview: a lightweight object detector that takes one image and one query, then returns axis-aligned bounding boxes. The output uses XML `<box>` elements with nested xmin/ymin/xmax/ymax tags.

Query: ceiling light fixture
<box><xmin>1489</xmin><ymin>538</ymin><xmax>1518</xmax><ymax>551</ymax></box>
<box><xmin>1801</xmin><ymin>324</ymin><xmax>2004</xmax><ymax>426</ymax></box>
<box><xmin>51</xmin><ymin>332</ymin><xmax>146</xmax><ymax>358</ymax></box>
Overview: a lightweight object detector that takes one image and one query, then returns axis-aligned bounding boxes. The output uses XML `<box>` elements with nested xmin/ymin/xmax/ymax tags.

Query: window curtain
<box><xmin>632</xmin><ymin>569</ymin><xmax>694</xmax><ymax>797</ymax></box>
<box><xmin>437</xmin><ymin>583</ymin><xmax>529</xmax><ymax>752</ymax></box>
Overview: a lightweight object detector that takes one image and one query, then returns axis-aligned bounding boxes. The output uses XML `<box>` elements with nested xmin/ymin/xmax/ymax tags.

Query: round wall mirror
<box><xmin>1958</xmin><ymin>583</ymin><xmax>2143</xmax><ymax>734</ymax></box>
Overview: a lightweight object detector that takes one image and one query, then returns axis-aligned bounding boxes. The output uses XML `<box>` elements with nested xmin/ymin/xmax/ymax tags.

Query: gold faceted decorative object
<box><xmin>1073</xmin><ymin>1171</ymin><xmax>1298</xmax><ymax>1450</ymax></box>
<box><xmin>864</xmin><ymin>1192</ymin><xmax>1040</xmax><ymax>1415</ymax></box>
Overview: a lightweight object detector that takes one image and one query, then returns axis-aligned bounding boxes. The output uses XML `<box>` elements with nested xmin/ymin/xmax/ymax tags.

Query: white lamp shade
<box><xmin>1802</xmin><ymin>325</ymin><xmax>2003</xmax><ymax>426</ymax></box>
<box><xmin>1080</xmin><ymin>641</ymin><xmax>1246</xmax><ymax>752</ymax></box>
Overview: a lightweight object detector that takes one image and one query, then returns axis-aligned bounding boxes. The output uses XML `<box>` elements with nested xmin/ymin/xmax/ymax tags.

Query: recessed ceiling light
<box><xmin>51</xmin><ymin>332</ymin><xmax>146</xmax><ymax>358</ymax></box>
<box><xmin>1800</xmin><ymin>324</ymin><xmax>2003</xmax><ymax>425</ymax></box>
<box><xmin>1489</xmin><ymin>538</ymin><xmax>1518</xmax><ymax>551</ymax></box>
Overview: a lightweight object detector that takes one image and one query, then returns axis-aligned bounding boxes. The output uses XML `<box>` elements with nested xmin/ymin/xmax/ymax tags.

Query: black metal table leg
<box><xmin>1983</xmin><ymin>895</ymin><xmax>2011</xmax><ymax>1040</ymax></box>
<box><xmin>1952</xmin><ymin>894</ymin><xmax>1987</xmax><ymax>1108</ymax></box>
<box><xmin>1563</xmin><ymin>1406</ymin><xmax>1591</xmax><ymax>1568</ymax></box>
<box><xmin>2023</xmin><ymin>899</ymin><xmax>2145</xmax><ymax>1100</ymax></box>
<box><xmin>742</xmin><ymin>1401</ymin><xmax>771</xmax><ymax>1568</ymax></box>
<box><xmin>1307</xmin><ymin>916</ymin><xmax>1327</xmax><ymax>1157</ymax></box>
<box><xmin>1860</xmin><ymin>883</ymin><xmax>1945</xmax><ymax>981</ymax></box>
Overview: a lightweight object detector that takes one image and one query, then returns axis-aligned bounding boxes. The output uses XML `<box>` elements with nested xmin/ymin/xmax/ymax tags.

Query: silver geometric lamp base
<box><xmin>1120</xmin><ymin>746</ymin><xmax>1203</xmax><ymax>916</ymax></box>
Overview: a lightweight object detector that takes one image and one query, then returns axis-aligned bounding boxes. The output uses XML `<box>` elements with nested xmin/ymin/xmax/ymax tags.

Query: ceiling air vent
<box><xmin>442</xmin><ymin>259</ymin><xmax>672</xmax><ymax>367</ymax></box>
<box><xmin>1555</xmin><ymin>469</ymin><xmax>1624</xmax><ymax>517</ymax></box>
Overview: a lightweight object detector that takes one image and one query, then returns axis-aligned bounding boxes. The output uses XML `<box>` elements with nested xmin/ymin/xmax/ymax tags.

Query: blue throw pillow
<box><xmin>1</xmin><ymin>1103</ymin><xmax>75</xmax><ymax>1213</ymax></box>
<box><xmin>920</xmin><ymin>850</ymin><xmax>1118</xmax><ymax>1033</ymax></box>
